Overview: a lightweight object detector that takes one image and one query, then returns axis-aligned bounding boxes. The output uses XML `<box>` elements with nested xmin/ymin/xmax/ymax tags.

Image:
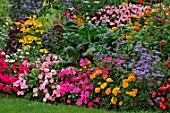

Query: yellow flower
<box><xmin>111</xmin><ymin>97</ymin><xmax>117</xmax><ymax>104</ymax></box>
<box><xmin>129</xmin><ymin>73</ymin><xmax>135</xmax><ymax>76</ymax></box>
<box><xmin>36</xmin><ymin>30</ymin><xmax>44</xmax><ymax>34</ymax></box>
<box><xmin>102</xmin><ymin>74</ymin><xmax>108</xmax><ymax>80</ymax></box>
<box><xmin>95</xmin><ymin>87</ymin><xmax>101</xmax><ymax>93</ymax></box>
<box><xmin>106</xmin><ymin>78</ymin><xmax>113</xmax><ymax>82</ymax></box>
<box><xmin>97</xmin><ymin>82</ymin><xmax>101</xmax><ymax>85</ymax></box>
<box><xmin>24</xmin><ymin>20</ymin><xmax>33</xmax><ymax>26</ymax></box>
<box><xmin>105</xmin><ymin>87</ymin><xmax>111</xmax><ymax>95</ymax></box>
<box><xmin>125</xmin><ymin>89</ymin><xmax>138</xmax><ymax>97</ymax></box>
<box><xmin>119</xmin><ymin>101</ymin><xmax>123</xmax><ymax>106</ymax></box>
<box><xmin>22</xmin><ymin>45</ymin><xmax>31</xmax><ymax>50</ymax></box>
<box><xmin>132</xmin><ymin>89</ymin><xmax>138</xmax><ymax>94</ymax></box>
<box><xmin>100</xmin><ymin>83</ymin><xmax>107</xmax><ymax>89</ymax></box>
<box><xmin>39</xmin><ymin>49</ymin><xmax>48</xmax><ymax>53</ymax></box>
<box><xmin>20</xmin><ymin>27</ymin><xmax>30</xmax><ymax>33</ymax></box>
<box><xmin>128</xmin><ymin>75</ymin><xmax>136</xmax><ymax>81</ymax></box>
<box><xmin>122</xmin><ymin>82</ymin><xmax>129</xmax><ymax>88</ymax></box>
<box><xmin>34</xmin><ymin>20</ymin><xmax>43</xmax><ymax>28</ymax></box>
<box><xmin>13</xmin><ymin>22</ymin><xmax>21</xmax><ymax>25</ymax></box>
<box><xmin>20</xmin><ymin>35</ymin><xmax>34</xmax><ymax>44</ymax></box>
<box><xmin>37</xmin><ymin>42</ymin><xmax>42</xmax><ymax>44</ymax></box>
<box><xmin>112</xmin><ymin>87</ymin><xmax>121</xmax><ymax>96</ymax></box>
<box><xmin>112</xmin><ymin>27</ymin><xmax>118</xmax><ymax>31</ymax></box>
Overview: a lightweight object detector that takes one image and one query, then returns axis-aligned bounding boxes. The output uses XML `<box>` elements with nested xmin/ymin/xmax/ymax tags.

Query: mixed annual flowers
<box><xmin>0</xmin><ymin>0</ymin><xmax>170</xmax><ymax>112</ymax></box>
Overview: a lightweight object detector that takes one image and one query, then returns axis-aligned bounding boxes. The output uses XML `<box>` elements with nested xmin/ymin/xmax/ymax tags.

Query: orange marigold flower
<box><xmin>134</xmin><ymin>26</ymin><xmax>140</xmax><ymax>31</ymax></box>
<box><xmin>95</xmin><ymin>87</ymin><xmax>101</xmax><ymax>93</ymax></box>
<box><xmin>102</xmin><ymin>74</ymin><xmax>108</xmax><ymax>80</ymax></box>
<box><xmin>105</xmin><ymin>87</ymin><xmax>111</xmax><ymax>95</ymax></box>
<box><xmin>122</xmin><ymin>82</ymin><xmax>129</xmax><ymax>88</ymax></box>
<box><xmin>125</xmin><ymin>36</ymin><xmax>132</xmax><ymax>40</ymax></box>
<box><xmin>112</xmin><ymin>27</ymin><xmax>118</xmax><ymax>31</ymax></box>
<box><xmin>112</xmin><ymin>87</ymin><xmax>121</xmax><ymax>96</ymax></box>
<box><xmin>119</xmin><ymin>101</ymin><xmax>123</xmax><ymax>106</ymax></box>
<box><xmin>128</xmin><ymin>75</ymin><xmax>136</xmax><ymax>81</ymax></box>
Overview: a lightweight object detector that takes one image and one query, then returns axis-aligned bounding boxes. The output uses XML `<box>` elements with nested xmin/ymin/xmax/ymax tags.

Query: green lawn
<box><xmin>0</xmin><ymin>94</ymin><xmax>164</xmax><ymax>113</ymax></box>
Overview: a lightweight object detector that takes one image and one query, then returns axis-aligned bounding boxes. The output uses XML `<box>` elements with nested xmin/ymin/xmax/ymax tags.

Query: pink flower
<box><xmin>17</xmin><ymin>91</ymin><xmax>24</xmax><ymax>95</ymax></box>
<box><xmin>87</xmin><ymin>101</ymin><xmax>93</xmax><ymax>108</ymax></box>
<box><xmin>38</xmin><ymin>74</ymin><xmax>43</xmax><ymax>79</ymax></box>
<box><xmin>33</xmin><ymin>88</ymin><xmax>38</xmax><ymax>93</ymax></box>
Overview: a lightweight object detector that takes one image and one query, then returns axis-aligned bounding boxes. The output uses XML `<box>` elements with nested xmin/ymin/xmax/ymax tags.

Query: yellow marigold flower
<box><xmin>112</xmin><ymin>27</ymin><xmax>118</xmax><ymax>31</ymax></box>
<box><xmin>126</xmin><ymin>89</ymin><xmax>138</xmax><ymax>97</ymax></box>
<box><xmin>100</xmin><ymin>83</ymin><xmax>107</xmax><ymax>89</ymax></box>
<box><xmin>128</xmin><ymin>75</ymin><xmax>136</xmax><ymax>81</ymax></box>
<box><xmin>106</xmin><ymin>78</ymin><xmax>113</xmax><ymax>82</ymax></box>
<box><xmin>95</xmin><ymin>87</ymin><xmax>101</xmax><ymax>93</ymax></box>
<box><xmin>105</xmin><ymin>87</ymin><xmax>111</xmax><ymax>95</ymax></box>
<box><xmin>37</xmin><ymin>42</ymin><xmax>42</xmax><ymax>44</ymax></box>
<box><xmin>96</xmin><ymin>69</ymin><xmax>102</xmax><ymax>75</ymax></box>
<box><xmin>119</xmin><ymin>101</ymin><xmax>123</xmax><ymax>106</ymax></box>
<box><xmin>22</xmin><ymin>45</ymin><xmax>31</xmax><ymax>50</ymax></box>
<box><xmin>19</xmin><ymin>39</ymin><xmax>24</xmax><ymax>43</ymax></box>
<box><xmin>122</xmin><ymin>82</ymin><xmax>129</xmax><ymax>88</ymax></box>
<box><xmin>97</xmin><ymin>82</ymin><xmax>101</xmax><ymax>85</ymax></box>
<box><xmin>102</xmin><ymin>74</ymin><xmax>108</xmax><ymax>80</ymax></box>
<box><xmin>39</xmin><ymin>49</ymin><xmax>48</xmax><ymax>53</ymax></box>
<box><xmin>111</xmin><ymin>97</ymin><xmax>117</xmax><ymax>104</ymax></box>
<box><xmin>112</xmin><ymin>87</ymin><xmax>121</xmax><ymax>96</ymax></box>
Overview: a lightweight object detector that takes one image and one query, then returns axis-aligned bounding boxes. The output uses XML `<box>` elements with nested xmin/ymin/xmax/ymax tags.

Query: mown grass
<box><xmin>0</xmin><ymin>94</ymin><xmax>165</xmax><ymax>113</ymax></box>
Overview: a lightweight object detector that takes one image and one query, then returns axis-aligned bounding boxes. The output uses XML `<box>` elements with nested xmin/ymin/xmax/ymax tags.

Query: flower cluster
<box><xmin>91</xmin><ymin>3</ymin><xmax>145</xmax><ymax>27</ymax></box>
<box><xmin>150</xmin><ymin>76</ymin><xmax>170</xmax><ymax>110</ymax></box>
<box><xmin>13</xmin><ymin>17</ymin><xmax>48</xmax><ymax>53</ymax></box>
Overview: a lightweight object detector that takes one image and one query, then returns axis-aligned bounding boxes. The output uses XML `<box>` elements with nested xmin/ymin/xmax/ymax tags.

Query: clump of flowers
<box><xmin>150</xmin><ymin>76</ymin><xmax>170</xmax><ymax>110</ymax></box>
<box><xmin>13</xmin><ymin>17</ymin><xmax>48</xmax><ymax>54</ymax></box>
<box><xmin>91</xmin><ymin>3</ymin><xmax>145</xmax><ymax>27</ymax></box>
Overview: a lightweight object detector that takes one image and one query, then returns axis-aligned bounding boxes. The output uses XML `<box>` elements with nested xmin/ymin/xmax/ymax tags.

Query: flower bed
<box><xmin>0</xmin><ymin>0</ymin><xmax>170</xmax><ymax>112</ymax></box>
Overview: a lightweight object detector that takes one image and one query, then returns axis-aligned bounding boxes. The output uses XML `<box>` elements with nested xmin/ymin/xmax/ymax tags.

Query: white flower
<box><xmin>9</xmin><ymin>59</ymin><xmax>15</xmax><ymax>63</ymax></box>
<box><xmin>5</xmin><ymin>59</ymin><xmax>9</xmax><ymax>62</ymax></box>
<box><xmin>94</xmin><ymin>1</ymin><xmax>100</xmax><ymax>3</ymax></box>
<box><xmin>1</xmin><ymin>52</ymin><xmax>5</xmax><ymax>55</ymax></box>
<box><xmin>19</xmin><ymin>56</ymin><xmax>24</xmax><ymax>58</ymax></box>
<box><xmin>17</xmin><ymin>49</ymin><xmax>22</xmax><ymax>52</ymax></box>
<box><xmin>25</xmin><ymin>52</ymin><xmax>29</xmax><ymax>55</ymax></box>
<box><xmin>6</xmin><ymin>55</ymin><xmax>10</xmax><ymax>58</ymax></box>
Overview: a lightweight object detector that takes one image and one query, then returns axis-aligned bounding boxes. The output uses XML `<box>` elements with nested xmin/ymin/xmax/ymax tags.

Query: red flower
<box><xmin>165</xmin><ymin>61</ymin><xmax>169</xmax><ymax>67</ymax></box>
<box><xmin>0</xmin><ymin>83</ymin><xmax>4</xmax><ymax>90</ymax></box>
<box><xmin>161</xmin><ymin>97</ymin><xmax>166</xmax><ymax>103</ymax></box>
<box><xmin>6</xmin><ymin>86</ymin><xmax>12</xmax><ymax>92</ymax></box>
<box><xmin>152</xmin><ymin>92</ymin><xmax>157</xmax><ymax>98</ymax></box>
<box><xmin>13</xmin><ymin>87</ymin><xmax>19</xmax><ymax>92</ymax></box>
<box><xmin>161</xmin><ymin>41</ymin><xmax>166</xmax><ymax>46</ymax></box>
<box><xmin>139</xmin><ymin>0</ymin><xmax>144</xmax><ymax>4</ymax></box>
<box><xmin>3</xmin><ymin>87</ymin><xmax>7</xmax><ymax>93</ymax></box>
